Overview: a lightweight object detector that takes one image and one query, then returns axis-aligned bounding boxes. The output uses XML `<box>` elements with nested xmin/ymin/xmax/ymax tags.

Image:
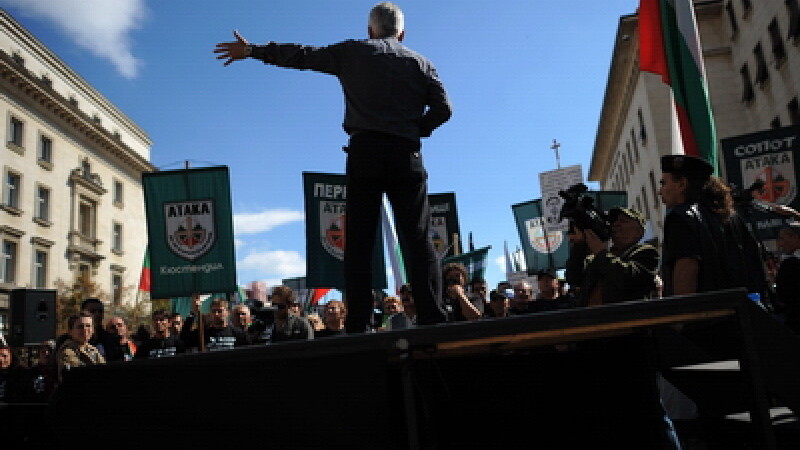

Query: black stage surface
<box><xmin>4</xmin><ymin>288</ymin><xmax>799</xmax><ymax>449</ymax></box>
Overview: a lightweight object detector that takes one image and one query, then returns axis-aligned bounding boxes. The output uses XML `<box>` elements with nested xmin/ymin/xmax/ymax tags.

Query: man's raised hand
<box><xmin>214</xmin><ymin>30</ymin><xmax>250</xmax><ymax>66</ymax></box>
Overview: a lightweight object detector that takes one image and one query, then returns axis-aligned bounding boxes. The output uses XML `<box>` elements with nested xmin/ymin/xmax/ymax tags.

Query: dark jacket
<box><xmin>580</xmin><ymin>243</ymin><xmax>659</xmax><ymax>306</ymax></box>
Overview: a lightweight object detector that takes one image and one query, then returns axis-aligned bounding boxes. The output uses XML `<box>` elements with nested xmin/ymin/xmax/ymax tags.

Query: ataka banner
<box><xmin>429</xmin><ymin>192</ymin><xmax>461</xmax><ymax>258</ymax></box>
<box><xmin>302</xmin><ymin>172</ymin><xmax>386</xmax><ymax>289</ymax></box>
<box><xmin>143</xmin><ymin>167</ymin><xmax>237</xmax><ymax>298</ymax></box>
<box><xmin>512</xmin><ymin>191</ymin><xmax>626</xmax><ymax>274</ymax></box>
<box><xmin>721</xmin><ymin>126</ymin><xmax>800</xmax><ymax>241</ymax></box>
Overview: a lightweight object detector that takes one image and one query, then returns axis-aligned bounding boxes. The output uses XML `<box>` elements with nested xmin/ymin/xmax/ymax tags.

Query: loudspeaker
<box><xmin>10</xmin><ymin>288</ymin><xmax>57</xmax><ymax>346</ymax></box>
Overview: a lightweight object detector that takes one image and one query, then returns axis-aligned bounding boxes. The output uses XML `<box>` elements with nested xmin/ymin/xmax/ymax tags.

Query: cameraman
<box><xmin>442</xmin><ymin>262</ymin><xmax>484</xmax><ymax>321</ymax></box>
<box><xmin>569</xmin><ymin>207</ymin><xmax>659</xmax><ymax>306</ymax></box>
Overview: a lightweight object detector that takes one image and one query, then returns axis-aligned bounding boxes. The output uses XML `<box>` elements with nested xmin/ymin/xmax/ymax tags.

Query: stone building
<box><xmin>0</xmin><ymin>9</ymin><xmax>154</xmax><ymax>335</ymax></box>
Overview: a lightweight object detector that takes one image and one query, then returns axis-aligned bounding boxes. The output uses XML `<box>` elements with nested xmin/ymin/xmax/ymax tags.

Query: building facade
<box><xmin>0</xmin><ymin>10</ymin><xmax>154</xmax><ymax>335</ymax></box>
<box><xmin>589</xmin><ymin>0</ymin><xmax>800</xmax><ymax>245</ymax></box>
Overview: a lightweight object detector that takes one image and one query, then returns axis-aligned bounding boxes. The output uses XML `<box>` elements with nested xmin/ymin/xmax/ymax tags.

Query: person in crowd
<box><xmin>136</xmin><ymin>309</ymin><xmax>186</xmax><ymax>359</ymax></box>
<box><xmin>80</xmin><ymin>298</ymin><xmax>115</xmax><ymax>354</ymax></box>
<box><xmin>469</xmin><ymin>277</ymin><xmax>488</xmax><ymax>306</ymax></box>
<box><xmin>56</xmin><ymin>313</ymin><xmax>105</xmax><ymax>382</ymax></box>
<box><xmin>104</xmin><ymin>316</ymin><xmax>137</xmax><ymax>362</ymax></box>
<box><xmin>316</xmin><ymin>300</ymin><xmax>347</xmax><ymax>338</ymax></box>
<box><xmin>25</xmin><ymin>340</ymin><xmax>57</xmax><ymax>402</ymax></box>
<box><xmin>132</xmin><ymin>324</ymin><xmax>151</xmax><ymax>346</ymax></box>
<box><xmin>381</xmin><ymin>296</ymin><xmax>404</xmax><ymax>330</ymax></box>
<box><xmin>306</xmin><ymin>313</ymin><xmax>325</xmax><ymax>333</ymax></box>
<box><xmin>0</xmin><ymin>345</ymin><xmax>26</xmax><ymax>403</ymax></box>
<box><xmin>170</xmin><ymin>313</ymin><xmax>184</xmax><ymax>336</ymax></box>
<box><xmin>659</xmin><ymin>155</ymin><xmax>764</xmax><ymax>296</ymax></box>
<box><xmin>214</xmin><ymin>2</ymin><xmax>452</xmax><ymax>333</ymax></box>
<box><xmin>775</xmin><ymin>221</ymin><xmax>800</xmax><ymax>332</ymax></box>
<box><xmin>442</xmin><ymin>262</ymin><xmax>483</xmax><ymax>321</ymax></box>
<box><xmin>268</xmin><ymin>286</ymin><xmax>314</xmax><ymax>342</ymax></box>
<box><xmin>485</xmin><ymin>289</ymin><xmax>510</xmax><ymax>318</ymax></box>
<box><xmin>231</xmin><ymin>303</ymin><xmax>267</xmax><ymax>344</ymax></box>
<box><xmin>530</xmin><ymin>270</ymin><xmax>575</xmax><ymax>312</ymax></box>
<box><xmin>182</xmin><ymin>296</ymin><xmax>249</xmax><ymax>351</ymax></box>
<box><xmin>509</xmin><ymin>280</ymin><xmax>535</xmax><ymax>315</ymax></box>
<box><xmin>388</xmin><ymin>284</ymin><xmax>417</xmax><ymax>330</ymax></box>
<box><xmin>569</xmin><ymin>208</ymin><xmax>659</xmax><ymax>306</ymax></box>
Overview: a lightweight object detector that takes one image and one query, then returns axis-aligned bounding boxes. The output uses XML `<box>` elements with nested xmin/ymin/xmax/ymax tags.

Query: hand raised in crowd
<box><xmin>214</xmin><ymin>30</ymin><xmax>250</xmax><ymax>66</ymax></box>
<box><xmin>584</xmin><ymin>229</ymin><xmax>608</xmax><ymax>255</ymax></box>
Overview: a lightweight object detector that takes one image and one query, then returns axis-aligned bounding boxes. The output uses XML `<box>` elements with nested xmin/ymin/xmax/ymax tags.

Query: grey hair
<box><xmin>369</xmin><ymin>2</ymin><xmax>404</xmax><ymax>38</ymax></box>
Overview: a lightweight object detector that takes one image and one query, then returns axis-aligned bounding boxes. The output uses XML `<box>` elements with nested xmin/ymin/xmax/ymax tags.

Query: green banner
<box><xmin>143</xmin><ymin>167</ymin><xmax>237</xmax><ymax>298</ymax></box>
<box><xmin>442</xmin><ymin>245</ymin><xmax>491</xmax><ymax>283</ymax></box>
<box><xmin>721</xmin><ymin>126</ymin><xmax>800</xmax><ymax>241</ymax></box>
<box><xmin>512</xmin><ymin>191</ymin><xmax>626</xmax><ymax>274</ymax></box>
<box><xmin>302</xmin><ymin>172</ymin><xmax>386</xmax><ymax>289</ymax></box>
<box><xmin>429</xmin><ymin>192</ymin><xmax>461</xmax><ymax>258</ymax></box>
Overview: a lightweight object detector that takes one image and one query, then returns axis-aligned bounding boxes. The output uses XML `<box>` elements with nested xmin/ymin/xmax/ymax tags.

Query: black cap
<box><xmin>608</xmin><ymin>207</ymin><xmax>646</xmax><ymax>228</ymax></box>
<box><xmin>660</xmin><ymin>155</ymin><xmax>713</xmax><ymax>180</ymax></box>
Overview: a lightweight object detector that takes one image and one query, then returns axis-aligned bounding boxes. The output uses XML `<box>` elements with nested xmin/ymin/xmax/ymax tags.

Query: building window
<box><xmin>753</xmin><ymin>43</ymin><xmax>769</xmax><ymax>85</ymax></box>
<box><xmin>36</xmin><ymin>185</ymin><xmax>50</xmax><ymax>222</ymax></box>
<box><xmin>38</xmin><ymin>135</ymin><xmax>52</xmax><ymax>163</ymax></box>
<box><xmin>789</xmin><ymin>97</ymin><xmax>800</xmax><ymax>125</ymax></box>
<box><xmin>630</xmin><ymin>129</ymin><xmax>641</xmax><ymax>163</ymax></box>
<box><xmin>1</xmin><ymin>239</ymin><xmax>17</xmax><ymax>284</ymax></box>
<box><xmin>789</xmin><ymin>0</ymin><xmax>800</xmax><ymax>42</ymax></box>
<box><xmin>725</xmin><ymin>1</ymin><xmax>739</xmax><ymax>37</ymax></box>
<box><xmin>4</xmin><ymin>170</ymin><xmax>21</xmax><ymax>210</ymax></box>
<box><xmin>112</xmin><ymin>274</ymin><xmax>123</xmax><ymax>305</ymax></box>
<box><xmin>112</xmin><ymin>222</ymin><xmax>123</xmax><ymax>253</ymax></box>
<box><xmin>641</xmin><ymin>186</ymin><xmax>651</xmax><ymax>220</ymax></box>
<box><xmin>768</xmin><ymin>19</ymin><xmax>787</xmax><ymax>64</ymax></box>
<box><xmin>649</xmin><ymin>170</ymin><xmax>659</xmax><ymax>209</ymax></box>
<box><xmin>33</xmin><ymin>250</ymin><xmax>47</xmax><ymax>288</ymax></box>
<box><xmin>113</xmin><ymin>180</ymin><xmax>124</xmax><ymax>206</ymax></box>
<box><xmin>11</xmin><ymin>52</ymin><xmax>24</xmax><ymax>66</ymax></box>
<box><xmin>740</xmin><ymin>64</ymin><xmax>754</xmax><ymax>102</ymax></box>
<box><xmin>9</xmin><ymin>116</ymin><xmax>24</xmax><ymax>148</ymax></box>
<box><xmin>741</xmin><ymin>0</ymin><xmax>751</xmax><ymax>12</ymax></box>
<box><xmin>79</xmin><ymin>198</ymin><xmax>96</xmax><ymax>237</ymax></box>
<box><xmin>637</xmin><ymin>108</ymin><xmax>647</xmax><ymax>145</ymax></box>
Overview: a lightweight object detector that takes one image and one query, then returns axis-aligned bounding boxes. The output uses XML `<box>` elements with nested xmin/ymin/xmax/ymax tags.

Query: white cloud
<box><xmin>3</xmin><ymin>0</ymin><xmax>147</xmax><ymax>78</ymax></box>
<box><xmin>238</xmin><ymin>250</ymin><xmax>305</xmax><ymax>279</ymax></box>
<box><xmin>494</xmin><ymin>255</ymin><xmax>506</xmax><ymax>272</ymax></box>
<box><xmin>234</xmin><ymin>209</ymin><xmax>304</xmax><ymax>235</ymax></box>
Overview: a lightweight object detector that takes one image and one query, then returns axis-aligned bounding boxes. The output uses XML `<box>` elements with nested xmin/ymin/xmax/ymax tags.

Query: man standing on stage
<box><xmin>214</xmin><ymin>2</ymin><xmax>452</xmax><ymax>332</ymax></box>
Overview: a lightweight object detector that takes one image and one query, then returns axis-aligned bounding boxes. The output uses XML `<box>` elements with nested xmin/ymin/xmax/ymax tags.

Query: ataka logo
<box><xmin>525</xmin><ymin>217</ymin><xmax>563</xmax><ymax>254</ymax></box>
<box><xmin>320</xmin><ymin>201</ymin><xmax>346</xmax><ymax>261</ymax></box>
<box><xmin>741</xmin><ymin>151</ymin><xmax>797</xmax><ymax>206</ymax></box>
<box><xmin>164</xmin><ymin>200</ymin><xmax>215</xmax><ymax>261</ymax></box>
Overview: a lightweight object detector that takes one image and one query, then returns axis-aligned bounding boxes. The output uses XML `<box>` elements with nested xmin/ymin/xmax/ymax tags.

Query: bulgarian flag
<box><xmin>639</xmin><ymin>0</ymin><xmax>718</xmax><ymax>172</ymax></box>
<box><xmin>138</xmin><ymin>249</ymin><xmax>151</xmax><ymax>292</ymax></box>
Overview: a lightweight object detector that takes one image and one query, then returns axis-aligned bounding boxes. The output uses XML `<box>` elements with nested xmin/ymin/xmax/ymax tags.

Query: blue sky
<box><xmin>1</xmin><ymin>0</ymin><xmax>640</xmax><ymax>292</ymax></box>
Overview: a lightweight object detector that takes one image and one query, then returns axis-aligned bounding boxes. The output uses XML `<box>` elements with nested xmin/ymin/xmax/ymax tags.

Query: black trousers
<box><xmin>343</xmin><ymin>132</ymin><xmax>447</xmax><ymax>333</ymax></box>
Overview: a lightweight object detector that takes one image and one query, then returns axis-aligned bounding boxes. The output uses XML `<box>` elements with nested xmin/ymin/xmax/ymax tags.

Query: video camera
<box><xmin>558</xmin><ymin>183</ymin><xmax>612</xmax><ymax>241</ymax></box>
<box><xmin>246</xmin><ymin>299</ymin><xmax>276</xmax><ymax>327</ymax></box>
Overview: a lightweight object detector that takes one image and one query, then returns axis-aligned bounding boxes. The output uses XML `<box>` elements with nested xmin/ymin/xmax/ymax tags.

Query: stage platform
<box><xmin>8</xmin><ymin>288</ymin><xmax>800</xmax><ymax>449</ymax></box>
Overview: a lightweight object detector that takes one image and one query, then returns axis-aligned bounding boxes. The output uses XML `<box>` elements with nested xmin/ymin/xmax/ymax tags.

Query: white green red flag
<box><xmin>639</xmin><ymin>0</ymin><xmax>718</xmax><ymax>172</ymax></box>
<box><xmin>138</xmin><ymin>249</ymin><xmax>151</xmax><ymax>292</ymax></box>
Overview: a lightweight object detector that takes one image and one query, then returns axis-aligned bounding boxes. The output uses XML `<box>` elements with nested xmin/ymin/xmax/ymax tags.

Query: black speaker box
<box><xmin>10</xmin><ymin>288</ymin><xmax>57</xmax><ymax>346</ymax></box>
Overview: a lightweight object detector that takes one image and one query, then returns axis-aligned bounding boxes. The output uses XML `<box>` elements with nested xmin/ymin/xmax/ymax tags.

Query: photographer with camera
<box><xmin>572</xmin><ymin>208</ymin><xmax>659</xmax><ymax>306</ymax></box>
<box><xmin>442</xmin><ymin>262</ymin><xmax>484</xmax><ymax>322</ymax></box>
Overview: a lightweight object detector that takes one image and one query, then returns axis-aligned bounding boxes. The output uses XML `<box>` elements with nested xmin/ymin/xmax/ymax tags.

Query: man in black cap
<box><xmin>530</xmin><ymin>269</ymin><xmax>575</xmax><ymax>312</ymax></box>
<box><xmin>658</xmin><ymin>154</ymin><xmax>763</xmax><ymax>296</ymax></box>
<box><xmin>573</xmin><ymin>207</ymin><xmax>659</xmax><ymax>306</ymax></box>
